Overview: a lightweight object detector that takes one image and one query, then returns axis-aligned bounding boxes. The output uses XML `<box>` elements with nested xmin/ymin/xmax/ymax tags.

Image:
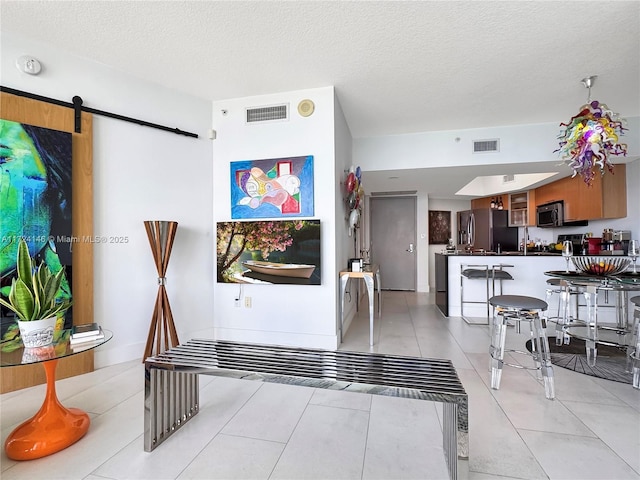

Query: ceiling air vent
<box><xmin>246</xmin><ymin>104</ymin><xmax>288</xmax><ymax>124</ymax></box>
<box><xmin>371</xmin><ymin>190</ymin><xmax>418</xmax><ymax>196</ymax></box>
<box><xmin>473</xmin><ymin>139</ymin><xmax>499</xmax><ymax>153</ymax></box>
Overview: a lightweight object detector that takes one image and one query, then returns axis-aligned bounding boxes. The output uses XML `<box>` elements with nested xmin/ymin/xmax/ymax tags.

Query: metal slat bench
<box><xmin>144</xmin><ymin>339</ymin><xmax>468</xmax><ymax>480</ymax></box>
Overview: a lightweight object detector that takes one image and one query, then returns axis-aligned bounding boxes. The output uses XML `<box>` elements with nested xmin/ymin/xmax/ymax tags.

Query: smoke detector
<box><xmin>16</xmin><ymin>55</ymin><xmax>42</xmax><ymax>75</ymax></box>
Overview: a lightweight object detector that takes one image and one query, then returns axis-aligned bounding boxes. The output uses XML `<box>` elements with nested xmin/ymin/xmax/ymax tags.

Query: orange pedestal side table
<box><xmin>5</xmin><ymin>359</ymin><xmax>90</xmax><ymax>460</ymax></box>
<box><xmin>2</xmin><ymin>329</ymin><xmax>112</xmax><ymax>460</ymax></box>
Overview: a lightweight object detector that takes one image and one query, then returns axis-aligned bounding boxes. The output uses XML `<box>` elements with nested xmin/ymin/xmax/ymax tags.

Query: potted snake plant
<box><xmin>0</xmin><ymin>238</ymin><xmax>72</xmax><ymax>347</ymax></box>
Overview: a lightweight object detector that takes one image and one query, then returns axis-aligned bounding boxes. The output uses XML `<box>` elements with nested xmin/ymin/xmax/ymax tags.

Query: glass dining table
<box><xmin>0</xmin><ymin>328</ymin><xmax>112</xmax><ymax>460</ymax></box>
<box><xmin>544</xmin><ymin>270</ymin><xmax>640</xmax><ymax>381</ymax></box>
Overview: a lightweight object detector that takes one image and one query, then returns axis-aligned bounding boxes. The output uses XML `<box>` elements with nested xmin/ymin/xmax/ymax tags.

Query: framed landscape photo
<box><xmin>428</xmin><ymin>210</ymin><xmax>451</xmax><ymax>245</ymax></box>
<box><xmin>216</xmin><ymin>219</ymin><xmax>320</xmax><ymax>285</ymax></box>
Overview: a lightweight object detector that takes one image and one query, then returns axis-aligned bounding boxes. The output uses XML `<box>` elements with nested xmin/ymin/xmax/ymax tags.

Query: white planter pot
<box><xmin>17</xmin><ymin>317</ymin><xmax>57</xmax><ymax>348</ymax></box>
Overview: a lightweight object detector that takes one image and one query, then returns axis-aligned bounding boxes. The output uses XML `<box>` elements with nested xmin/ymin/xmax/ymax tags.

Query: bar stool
<box><xmin>460</xmin><ymin>264</ymin><xmax>513</xmax><ymax>324</ymax></box>
<box><xmin>489</xmin><ymin>294</ymin><xmax>554</xmax><ymax>399</ymax></box>
<box><xmin>544</xmin><ymin>278</ymin><xmax>582</xmax><ymax>346</ymax></box>
<box><xmin>627</xmin><ymin>296</ymin><xmax>640</xmax><ymax>389</ymax></box>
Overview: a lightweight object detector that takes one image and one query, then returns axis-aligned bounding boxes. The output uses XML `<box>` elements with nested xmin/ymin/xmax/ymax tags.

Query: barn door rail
<box><xmin>1</xmin><ymin>86</ymin><xmax>198</xmax><ymax>138</ymax></box>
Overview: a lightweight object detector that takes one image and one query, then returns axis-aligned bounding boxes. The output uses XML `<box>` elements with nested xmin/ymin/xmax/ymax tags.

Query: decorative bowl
<box><xmin>571</xmin><ymin>256</ymin><xmax>631</xmax><ymax>276</ymax></box>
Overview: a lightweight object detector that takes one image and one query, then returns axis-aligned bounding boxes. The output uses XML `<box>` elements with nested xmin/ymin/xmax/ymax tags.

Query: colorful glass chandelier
<box><xmin>555</xmin><ymin>76</ymin><xmax>627</xmax><ymax>185</ymax></box>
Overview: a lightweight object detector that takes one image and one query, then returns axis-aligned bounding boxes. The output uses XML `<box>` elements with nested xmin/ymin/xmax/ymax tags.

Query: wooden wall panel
<box><xmin>1</xmin><ymin>92</ymin><xmax>94</xmax><ymax>392</ymax></box>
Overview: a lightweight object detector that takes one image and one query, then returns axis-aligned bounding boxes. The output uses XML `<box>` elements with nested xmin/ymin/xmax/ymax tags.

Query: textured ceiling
<box><xmin>2</xmin><ymin>0</ymin><xmax>638</xmax><ymax>139</ymax></box>
<box><xmin>2</xmin><ymin>1</ymin><xmax>639</xmax><ymax>198</ymax></box>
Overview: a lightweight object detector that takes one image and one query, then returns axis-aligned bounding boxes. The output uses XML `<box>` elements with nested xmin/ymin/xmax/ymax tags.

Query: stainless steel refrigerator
<box><xmin>457</xmin><ymin>209</ymin><xmax>518</xmax><ymax>252</ymax></box>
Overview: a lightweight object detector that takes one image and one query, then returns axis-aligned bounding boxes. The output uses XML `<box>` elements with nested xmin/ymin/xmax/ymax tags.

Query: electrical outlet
<box><xmin>245</xmin><ymin>296</ymin><xmax>252</xmax><ymax>308</ymax></box>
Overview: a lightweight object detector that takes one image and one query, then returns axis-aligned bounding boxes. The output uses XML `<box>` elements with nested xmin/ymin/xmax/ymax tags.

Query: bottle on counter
<box><xmin>496</xmin><ymin>243</ymin><xmax>501</xmax><ymax>254</ymax></box>
<box><xmin>446</xmin><ymin>238</ymin><xmax>455</xmax><ymax>252</ymax></box>
<box><xmin>490</xmin><ymin>197</ymin><xmax>496</xmax><ymax>209</ymax></box>
<box><xmin>498</xmin><ymin>196</ymin><xmax>503</xmax><ymax>210</ymax></box>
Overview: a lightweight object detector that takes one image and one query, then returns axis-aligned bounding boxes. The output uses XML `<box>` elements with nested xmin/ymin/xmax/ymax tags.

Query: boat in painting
<box><xmin>242</xmin><ymin>260</ymin><xmax>316</xmax><ymax>279</ymax></box>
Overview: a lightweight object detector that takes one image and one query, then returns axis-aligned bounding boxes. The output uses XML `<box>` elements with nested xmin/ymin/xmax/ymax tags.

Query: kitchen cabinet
<box><xmin>534</xmin><ymin>176</ymin><xmax>570</xmax><ymax>207</ymax></box>
<box><xmin>508</xmin><ymin>190</ymin><xmax>536</xmax><ymax>226</ymax></box>
<box><xmin>535</xmin><ymin>164</ymin><xmax>626</xmax><ymax>221</ymax></box>
<box><xmin>471</xmin><ymin>195</ymin><xmax>509</xmax><ymax>211</ymax></box>
<box><xmin>574</xmin><ymin>163</ymin><xmax>627</xmax><ymax>220</ymax></box>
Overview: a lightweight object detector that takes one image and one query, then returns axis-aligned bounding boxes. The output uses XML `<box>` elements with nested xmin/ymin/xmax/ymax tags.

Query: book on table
<box><xmin>71</xmin><ymin>323</ymin><xmax>100</xmax><ymax>339</ymax></box>
<box><xmin>69</xmin><ymin>326</ymin><xmax>104</xmax><ymax>345</ymax></box>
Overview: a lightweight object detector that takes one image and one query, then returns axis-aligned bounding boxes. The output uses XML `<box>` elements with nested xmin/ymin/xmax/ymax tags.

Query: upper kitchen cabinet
<box><xmin>508</xmin><ymin>190</ymin><xmax>536</xmax><ymax>226</ymax></box>
<box><xmin>534</xmin><ymin>176</ymin><xmax>571</xmax><ymax>207</ymax></box>
<box><xmin>535</xmin><ymin>164</ymin><xmax>627</xmax><ymax>221</ymax></box>
<box><xmin>471</xmin><ymin>195</ymin><xmax>509</xmax><ymax>210</ymax></box>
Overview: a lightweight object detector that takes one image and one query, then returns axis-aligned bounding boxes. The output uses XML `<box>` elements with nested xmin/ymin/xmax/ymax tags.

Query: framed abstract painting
<box><xmin>0</xmin><ymin>119</ymin><xmax>73</xmax><ymax>345</ymax></box>
<box><xmin>230</xmin><ymin>155</ymin><xmax>314</xmax><ymax>219</ymax></box>
<box><xmin>428</xmin><ymin>210</ymin><xmax>451</xmax><ymax>245</ymax></box>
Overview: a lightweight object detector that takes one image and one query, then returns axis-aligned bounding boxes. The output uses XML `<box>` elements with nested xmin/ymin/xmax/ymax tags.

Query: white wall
<box><xmin>354</xmin><ymin>118</ymin><xmax>639</xmax><ymax>172</ymax></box>
<box><xmin>334</xmin><ymin>96</ymin><xmax>358</xmax><ymax>335</ymax></box>
<box><xmin>1</xmin><ymin>32</ymin><xmax>214</xmax><ymax>367</ymax></box>
<box><xmin>211</xmin><ymin>87</ymin><xmax>343</xmax><ymax>349</ymax></box>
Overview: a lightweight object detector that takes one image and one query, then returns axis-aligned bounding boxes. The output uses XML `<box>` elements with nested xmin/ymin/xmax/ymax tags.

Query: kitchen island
<box><xmin>435</xmin><ymin>252</ymin><xmax>631</xmax><ymax>323</ymax></box>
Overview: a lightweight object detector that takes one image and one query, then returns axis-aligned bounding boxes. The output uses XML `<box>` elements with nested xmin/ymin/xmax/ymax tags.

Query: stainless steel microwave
<box><xmin>536</xmin><ymin>201</ymin><xmax>563</xmax><ymax>227</ymax></box>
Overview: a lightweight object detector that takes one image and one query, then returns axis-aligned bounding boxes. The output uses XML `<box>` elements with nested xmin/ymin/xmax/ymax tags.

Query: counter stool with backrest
<box><xmin>460</xmin><ymin>263</ymin><xmax>513</xmax><ymax>324</ymax></box>
<box><xmin>628</xmin><ymin>296</ymin><xmax>640</xmax><ymax>389</ymax></box>
<box><xmin>489</xmin><ymin>294</ymin><xmax>554</xmax><ymax>399</ymax></box>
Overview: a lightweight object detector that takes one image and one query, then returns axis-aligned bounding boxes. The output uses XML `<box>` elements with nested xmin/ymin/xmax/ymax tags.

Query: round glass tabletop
<box><xmin>545</xmin><ymin>271</ymin><xmax>640</xmax><ymax>289</ymax></box>
<box><xmin>0</xmin><ymin>328</ymin><xmax>113</xmax><ymax>367</ymax></box>
<box><xmin>563</xmin><ymin>324</ymin><xmax>631</xmax><ymax>347</ymax></box>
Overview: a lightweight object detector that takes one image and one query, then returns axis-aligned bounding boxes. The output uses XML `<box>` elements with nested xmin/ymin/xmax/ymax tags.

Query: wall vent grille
<box><xmin>246</xmin><ymin>104</ymin><xmax>288</xmax><ymax>123</ymax></box>
<box><xmin>370</xmin><ymin>190</ymin><xmax>418</xmax><ymax>196</ymax></box>
<box><xmin>473</xmin><ymin>139</ymin><xmax>499</xmax><ymax>153</ymax></box>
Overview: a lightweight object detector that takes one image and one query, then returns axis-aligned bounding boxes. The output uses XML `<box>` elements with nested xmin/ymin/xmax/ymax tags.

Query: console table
<box><xmin>339</xmin><ymin>264</ymin><xmax>381</xmax><ymax>346</ymax></box>
<box><xmin>0</xmin><ymin>329</ymin><xmax>112</xmax><ymax>460</ymax></box>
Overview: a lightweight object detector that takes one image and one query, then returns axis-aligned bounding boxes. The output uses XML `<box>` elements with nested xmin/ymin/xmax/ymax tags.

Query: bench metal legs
<box><xmin>444</xmin><ymin>402</ymin><xmax>469</xmax><ymax>480</ymax></box>
<box><xmin>144</xmin><ymin>367</ymin><xmax>199</xmax><ymax>452</ymax></box>
<box><xmin>144</xmin><ymin>365</ymin><xmax>467</xmax><ymax>480</ymax></box>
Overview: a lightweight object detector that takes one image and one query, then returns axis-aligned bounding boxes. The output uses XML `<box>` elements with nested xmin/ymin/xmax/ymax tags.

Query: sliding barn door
<box><xmin>1</xmin><ymin>92</ymin><xmax>94</xmax><ymax>393</ymax></box>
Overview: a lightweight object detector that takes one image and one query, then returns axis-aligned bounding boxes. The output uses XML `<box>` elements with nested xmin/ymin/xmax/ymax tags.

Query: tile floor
<box><xmin>1</xmin><ymin>291</ymin><xmax>639</xmax><ymax>480</ymax></box>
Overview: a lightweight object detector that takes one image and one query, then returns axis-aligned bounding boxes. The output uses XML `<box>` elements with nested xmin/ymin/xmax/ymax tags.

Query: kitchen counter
<box><xmin>435</xmin><ymin>253</ymin><xmax>631</xmax><ymax>321</ymax></box>
<box><xmin>441</xmin><ymin>251</ymin><xmax>632</xmax><ymax>257</ymax></box>
<box><xmin>442</xmin><ymin>251</ymin><xmax>557</xmax><ymax>256</ymax></box>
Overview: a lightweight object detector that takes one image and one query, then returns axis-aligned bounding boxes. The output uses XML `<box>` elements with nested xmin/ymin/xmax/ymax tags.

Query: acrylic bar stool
<box><xmin>489</xmin><ymin>294</ymin><xmax>555</xmax><ymax>400</ymax></box>
<box><xmin>460</xmin><ymin>264</ymin><xmax>513</xmax><ymax>325</ymax></box>
<box><xmin>628</xmin><ymin>296</ymin><xmax>640</xmax><ymax>389</ymax></box>
<box><xmin>544</xmin><ymin>278</ymin><xmax>582</xmax><ymax>346</ymax></box>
